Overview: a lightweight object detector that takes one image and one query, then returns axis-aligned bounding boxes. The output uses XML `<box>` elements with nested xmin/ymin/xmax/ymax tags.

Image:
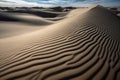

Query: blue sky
<box><xmin>0</xmin><ymin>0</ymin><xmax>120</xmax><ymax>7</ymax></box>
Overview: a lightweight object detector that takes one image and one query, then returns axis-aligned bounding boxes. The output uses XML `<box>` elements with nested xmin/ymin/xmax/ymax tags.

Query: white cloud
<box><xmin>0</xmin><ymin>0</ymin><xmax>41</xmax><ymax>7</ymax></box>
<box><xmin>0</xmin><ymin>0</ymin><xmax>75</xmax><ymax>7</ymax></box>
<box><xmin>0</xmin><ymin>0</ymin><xmax>119</xmax><ymax>7</ymax></box>
<box><xmin>71</xmin><ymin>0</ymin><xmax>120</xmax><ymax>7</ymax></box>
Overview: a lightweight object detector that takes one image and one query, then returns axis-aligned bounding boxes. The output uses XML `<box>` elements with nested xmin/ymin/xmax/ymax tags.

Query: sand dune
<box><xmin>0</xmin><ymin>21</ymin><xmax>45</xmax><ymax>38</ymax></box>
<box><xmin>0</xmin><ymin>5</ymin><xmax>120</xmax><ymax>80</ymax></box>
<box><xmin>0</xmin><ymin>12</ymin><xmax>54</xmax><ymax>25</ymax></box>
<box><xmin>7</xmin><ymin>9</ymin><xmax>67</xmax><ymax>18</ymax></box>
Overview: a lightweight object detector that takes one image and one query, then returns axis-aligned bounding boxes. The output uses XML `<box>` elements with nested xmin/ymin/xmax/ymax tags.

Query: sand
<box><xmin>0</xmin><ymin>5</ymin><xmax>120</xmax><ymax>80</ymax></box>
<box><xmin>117</xmin><ymin>13</ymin><xmax>120</xmax><ymax>17</ymax></box>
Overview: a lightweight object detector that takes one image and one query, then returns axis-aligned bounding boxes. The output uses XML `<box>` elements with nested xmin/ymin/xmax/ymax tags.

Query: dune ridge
<box><xmin>0</xmin><ymin>5</ymin><xmax>120</xmax><ymax>80</ymax></box>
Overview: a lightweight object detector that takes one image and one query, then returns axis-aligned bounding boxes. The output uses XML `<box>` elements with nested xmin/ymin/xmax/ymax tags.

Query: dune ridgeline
<box><xmin>0</xmin><ymin>5</ymin><xmax>120</xmax><ymax>80</ymax></box>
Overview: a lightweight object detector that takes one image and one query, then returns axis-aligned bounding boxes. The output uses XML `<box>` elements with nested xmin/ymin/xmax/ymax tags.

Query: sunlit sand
<box><xmin>0</xmin><ymin>5</ymin><xmax>120</xmax><ymax>80</ymax></box>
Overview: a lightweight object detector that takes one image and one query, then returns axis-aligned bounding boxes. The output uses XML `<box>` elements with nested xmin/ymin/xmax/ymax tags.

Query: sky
<box><xmin>0</xmin><ymin>0</ymin><xmax>120</xmax><ymax>7</ymax></box>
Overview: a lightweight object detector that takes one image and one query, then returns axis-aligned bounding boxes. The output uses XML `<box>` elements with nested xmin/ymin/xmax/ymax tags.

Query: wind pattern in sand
<box><xmin>0</xmin><ymin>5</ymin><xmax>120</xmax><ymax>80</ymax></box>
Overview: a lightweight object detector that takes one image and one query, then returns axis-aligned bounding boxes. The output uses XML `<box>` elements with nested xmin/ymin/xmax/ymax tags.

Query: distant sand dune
<box><xmin>0</xmin><ymin>12</ymin><xmax>54</xmax><ymax>25</ymax></box>
<box><xmin>0</xmin><ymin>5</ymin><xmax>120</xmax><ymax>80</ymax></box>
<box><xmin>7</xmin><ymin>9</ymin><xmax>67</xmax><ymax>18</ymax></box>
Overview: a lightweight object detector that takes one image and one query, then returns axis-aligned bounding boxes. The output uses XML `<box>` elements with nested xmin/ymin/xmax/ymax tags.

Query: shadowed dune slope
<box><xmin>7</xmin><ymin>9</ymin><xmax>67</xmax><ymax>18</ymax></box>
<box><xmin>0</xmin><ymin>12</ymin><xmax>55</xmax><ymax>38</ymax></box>
<box><xmin>0</xmin><ymin>5</ymin><xmax>120</xmax><ymax>80</ymax></box>
<box><xmin>0</xmin><ymin>13</ymin><xmax>54</xmax><ymax>25</ymax></box>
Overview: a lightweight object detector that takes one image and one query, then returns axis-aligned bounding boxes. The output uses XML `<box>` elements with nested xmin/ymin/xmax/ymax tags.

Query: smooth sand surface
<box><xmin>0</xmin><ymin>5</ymin><xmax>120</xmax><ymax>80</ymax></box>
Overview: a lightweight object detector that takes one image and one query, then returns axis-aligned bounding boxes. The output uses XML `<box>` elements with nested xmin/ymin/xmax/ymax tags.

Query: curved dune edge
<box><xmin>0</xmin><ymin>12</ymin><xmax>54</xmax><ymax>25</ymax></box>
<box><xmin>0</xmin><ymin>5</ymin><xmax>120</xmax><ymax>80</ymax></box>
<box><xmin>0</xmin><ymin>10</ymin><xmax>67</xmax><ymax>38</ymax></box>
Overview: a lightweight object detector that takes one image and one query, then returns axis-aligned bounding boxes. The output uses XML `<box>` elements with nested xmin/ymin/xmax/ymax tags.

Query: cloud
<box><xmin>0</xmin><ymin>0</ymin><xmax>69</xmax><ymax>7</ymax></box>
<box><xmin>0</xmin><ymin>0</ymin><xmax>120</xmax><ymax>7</ymax></box>
<box><xmin>72</xmin><ymin>0</ymin><xmax>120</xmax><ymax>7</ymax></box>
<box><xmin>0</xmin><ymin>0</ymin><xmax>41</xmax><ymax>7</ymax></box>
<box><xmin>25</xmin><ymin>0</ymin><xmax>73</xmax><ymax>5</ymax></box>
<box><xmin>25</xmin><ymin>0</ymin><xmax>120</xmax><ymax>7</ymax></box>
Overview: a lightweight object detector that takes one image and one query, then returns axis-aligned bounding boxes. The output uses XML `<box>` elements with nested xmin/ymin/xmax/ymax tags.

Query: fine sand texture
<box><xmin>0</xmin><ymin>5</ymin><xmax>120</xmax><ymax>80</ymax></box>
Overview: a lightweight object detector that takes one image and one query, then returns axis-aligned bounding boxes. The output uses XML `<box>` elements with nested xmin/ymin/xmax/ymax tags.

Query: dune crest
<box><xmin>0</xmin><ymin>5</ymin><xmax>120</xmax><ymax>80</ymax></box>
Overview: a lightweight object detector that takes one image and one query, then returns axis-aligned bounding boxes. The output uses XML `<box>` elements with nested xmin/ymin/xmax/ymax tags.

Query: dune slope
<box><xmin>0</xmin><ymin>5</ymin><xmax>120</xmax><ymax>80</ymax></box>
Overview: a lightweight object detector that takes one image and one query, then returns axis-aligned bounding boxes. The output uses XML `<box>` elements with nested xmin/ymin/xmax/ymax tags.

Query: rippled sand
<box><xmin>0</xmin><ymin>5</ymin><xmax>120</xmax><ymax>80</ymax></box>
